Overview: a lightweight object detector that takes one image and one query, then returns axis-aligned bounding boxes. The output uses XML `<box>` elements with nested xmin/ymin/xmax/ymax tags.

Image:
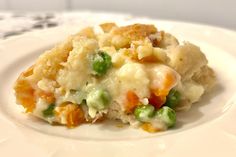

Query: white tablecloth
<box><xmin>0</xmin><ymin>12</ymin><xmax>61</xmax><ymax>39</ymax></box>
<box><xmin>0</xmin><ymin>12</ymin><xmax>132</xmax><ymax>39</ymax></box>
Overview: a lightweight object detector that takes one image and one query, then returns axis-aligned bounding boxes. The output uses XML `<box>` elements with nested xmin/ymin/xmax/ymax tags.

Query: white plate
<box><xmin>0</xmin><ymin>12</ymin><xmax>236</xmax><ymax>157</ymax></box>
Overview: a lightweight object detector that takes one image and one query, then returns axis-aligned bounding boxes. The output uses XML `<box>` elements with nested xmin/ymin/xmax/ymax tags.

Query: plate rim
<box><xmin>0</xmin><ymin>11</ymin><xmax>236</xmax><ymax>156</ymax></box>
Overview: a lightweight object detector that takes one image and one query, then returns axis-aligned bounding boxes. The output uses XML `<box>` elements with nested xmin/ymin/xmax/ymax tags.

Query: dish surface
<box><xmin>0</xmin><ymin>12</ymin><xmax>236</xmax><ymax>157</ymax></box>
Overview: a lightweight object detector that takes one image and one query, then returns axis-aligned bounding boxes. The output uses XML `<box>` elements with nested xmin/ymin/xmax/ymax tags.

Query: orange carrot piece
<box><xmin>66</xmin><ymin>106</ymin><xmax>85</xmax><ymax>128</ymax></box>
<box><xmin>37</xmin><ymin>91</ymin><xmax>55</xmax><ymax>104</ymax></box>
<box><xmin>125</xmin><ymin>91</ymin><xmax>139</xmax><ymax>113</ymax></box>
<box><xmin>148</xmin><ymin>92</ymin><xmax>166</xmax><ymax>109</ymax></box>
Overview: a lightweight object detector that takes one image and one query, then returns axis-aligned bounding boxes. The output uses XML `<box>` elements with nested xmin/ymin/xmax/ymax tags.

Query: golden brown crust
<box><xmin>75</xmin><ymin>27</ymin><xmax>96</xmax><ymax>39</ymax></box>
<box><xmin>33</xmin><ymin>37</ymin><xmax>73</xmax><ymax>80</ymax></box>
<box><xmin>111</xmin><ymin>24</ymin><xmax>157</xmax><ymax>40</ymax></box>
<box><xmin>14</xmin><ymin>37</ymin><xmax>73</xmax><ymax>112</ymax></box>
<box><xmin>100</xmin><ymin>22</ymin><xmax>117</xmax><ymax>33</ymax></box>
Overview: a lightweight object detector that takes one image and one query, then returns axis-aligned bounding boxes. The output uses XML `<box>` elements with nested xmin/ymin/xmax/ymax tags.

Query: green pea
<box><xmin>87</xmin><ymin>88</ymin><xmax>111</xmax><ymax>110</ymax></box>
<box><xmin>134</xmin><ymin>105</ymin><xmax>155</xmax><ymax>122</ymax></box>
<box><xmin>156</xmin><ymin>106</ymin><xmax>176</xmax><ymax>128</ymax></box>
<box><xmin>42</xmin><ymin>104</ymin><xmax>55</xmax><ymax>117</ymax></box>
<box><xmin>164</xmin><ymin>89</ymin><xmax>181</xmax><ymax>108</ymax></box>
<box><xmin>92</xmin><ymin>51</ymin><xmax>112</xmax><ymax>76</ymax></box>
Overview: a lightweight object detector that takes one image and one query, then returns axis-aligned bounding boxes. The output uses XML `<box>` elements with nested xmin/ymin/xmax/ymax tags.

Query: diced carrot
<box><xmin>125</xmin><ymin>91</ymin><xmax>139</xmax><ymax>113</ymax></box>
<box><xmin>164</xmin><ymin>72</ymin><xmax>177</xmax><ymax>90</ymax></box>
<box><xmin>148</xmin><ymin>92</ymin><xmax>166</xmax><ymax>109</ymax></box>
<box><xmin>55</xmin><ymin>103</ymin><xmax>85</xmax><ymax>128</ymax></box>
<box><xmin>14</xmin><ymin>79</ymin><xmax>35</xmax><ymax>112</ymax></box>
<box><xmin>66</xmin><ymin>106</ymin><xmax>85</xmax><ymax>128</ymax></box>
<box><xmin>37</xmin><ymin>90</ymin><xmax>55</xmax><ymax>104</ymax></box>
<box><xmin>150</xmin><ymin>72</ymin><xmax>176</xmax><ymax>97</ymax></box>
<box><xmin>19</xmin><ymin>97</ymin><xmax>35</xmax><ymax>113</ymax></box>
<box><xmin>149</xmin><ymin>69</ymin><xmax>178</xmax><ymax>108</ymax></box>
<box><xmin>141</xmin><ymin>122</ymin><xmax>161</xmax><ymax>133</ymax></box>
<box><xmin>14</xmin><ymin>65</ymin><xmax>36</xmax><ymax>112</ymax></box>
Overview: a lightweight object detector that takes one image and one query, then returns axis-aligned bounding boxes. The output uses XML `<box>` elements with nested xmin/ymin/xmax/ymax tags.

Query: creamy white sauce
<box><xmin>33</xmin><ymin>98</ymin><xmax>55</xmax><ymax>123</ymax></box>
<box><xmin>54</xmin><ymin>37</ymin><xmax>181</xmax><ymax>119</ymax></box>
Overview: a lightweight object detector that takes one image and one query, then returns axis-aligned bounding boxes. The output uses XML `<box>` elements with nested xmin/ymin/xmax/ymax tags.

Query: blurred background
<box><xmin>0</xmin><ymin>0</ymin><xmax>235</xmax><ymax>39</ymax></box>
<box><xmin>0</xmin><ymin>0</ymin><xmax>235</xmax><ymax>29</ymax></box>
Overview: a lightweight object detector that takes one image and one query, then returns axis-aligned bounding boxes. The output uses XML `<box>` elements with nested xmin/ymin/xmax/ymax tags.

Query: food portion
<box><xmin>14</xmin><ymin>23</ymin><xmax>215</xmax><ymax>132</ymax></box>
